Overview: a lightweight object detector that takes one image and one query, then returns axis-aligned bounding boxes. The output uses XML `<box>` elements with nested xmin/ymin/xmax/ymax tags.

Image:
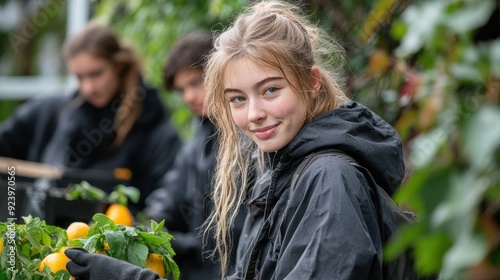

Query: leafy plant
<box><xmin>107</xmin><ymin>184</ymin><xmax>140</xmax><ymax>206</ymax></box>
<box><xmin>0</xmin><ymin>216</ymin><xmax>71</xmax><ymax>280</ymax></box>
<box><xmin>70</xmin><ymin>213</ymin><xmax>179</xmax><ymax>280</ymax></box>
<box><xmin>64</xmin><ymin>181</ymin><xmax>139</xmax><ymax>206</ymax></box>
<box><xmin>0</xmin><ymin>214</ymin><xmax>179</xmax><ymax>279</ymax></box>
<box><xmin>64</xmin><ymin>180</ymin><xmax>107</xmax><ymax>201</ymax></box>
<box><xmin>361</xmin><ymin>0</ymin><xmax>500</xmax><ymax>278</ymax></box>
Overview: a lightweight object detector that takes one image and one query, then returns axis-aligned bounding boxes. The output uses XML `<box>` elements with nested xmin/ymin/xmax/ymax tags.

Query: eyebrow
<box><xmin>224</xmin><ymin>76</ymin><xmax>284</xmax><ymax>94</ymax></box>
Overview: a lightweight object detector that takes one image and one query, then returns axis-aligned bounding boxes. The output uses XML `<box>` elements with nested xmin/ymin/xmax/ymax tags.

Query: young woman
<box><xmin>64</xmin><ymin>1</ymin><xmax>403</xmax><ymax>279</ymax></box>
<box><xmin>202</xmin><ymin>1</ymin><xmax>404</xmax><ymax>279</ymax></box>
<box><xmin>0</xmin><ymin>23</ymin><xmax>181</xmax><ymax>213</ymax></box>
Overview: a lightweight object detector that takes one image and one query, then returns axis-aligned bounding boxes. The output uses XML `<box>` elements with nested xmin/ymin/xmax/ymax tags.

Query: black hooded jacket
<box><xmin>230</xmin><ymin>101</ymin><xmax>404</xmax><ymax>280</ymax></box>
<box><xmin>0</xmin><ymin>84</ymin><xmax>181</xmax><ymax>213</ymax></box>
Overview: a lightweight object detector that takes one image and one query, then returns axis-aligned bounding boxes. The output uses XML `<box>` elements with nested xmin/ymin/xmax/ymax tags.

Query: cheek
<box><xmin>273</xmin><ymin>102</ymin><xmax>295</xmax><ymax>120</ymax></box>
<box><xmin>103</xmin><ymin>72</ymin><xmax>120</xmax><ymax>93</ymax></box>
<box><xmin>195</xmin><ymin>88</ymin><xmax>206</xmax><ymax>103</ymax></box>
<box><xmin>230</xmin><ymin>108</ymin><xmax>247</xmax><ymax>130</ymax></box>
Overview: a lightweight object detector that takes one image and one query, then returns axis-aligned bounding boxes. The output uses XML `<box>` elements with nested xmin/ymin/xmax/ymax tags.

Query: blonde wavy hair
<box><xmin>63</xmin><ymin>22</ymin><xmax>144</xmax><ymax>150</ymax></box>
<box><xmin>203</xmin><ymin>1</ymin><xmax>350</xmax><ymax>277</ymax></box>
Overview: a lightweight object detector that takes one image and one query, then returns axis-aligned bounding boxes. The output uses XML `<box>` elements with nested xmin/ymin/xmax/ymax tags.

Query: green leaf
<box><xmin>440</xmin><ymin>232</ymin><xmax>488</xmax><ymax>279</ymax></box>
<box><xmin>108</xmin><ymin>185</ymin><xmax>140</xmax><ymax>205</ymax></box>
<box><xmin>104</xmin><ymin>230</ymin><xmax>127</xmax><ymax>260</ymax></box>
<box><xmin>65</xmin><ymin>181</ymin><xmax>107</xmax><ymax>201</ymax></box>
<box><xmin>384</xmin><ymin>222</ymin><xmax>424</xmax><ymax>261</ymax></box>
<box><xmin>124</xmin><ymin>226</ymin><xmax>139</xmax><ymax>238</ymax></box>
<box><xmin>82</xmin><ymin>234</ymin><xmax>100</xmax><ymax>252</ymax></box>
<box><xmin>41</xmin><ymin>232</ymin><xmax>51</xmax><ymax>247</ymax></box>
<box><xmin>431</xmin><ymin>171</ymin><xmax>489</xmax><ymax>233</ymax></box>
<box><xmin>409</xmin><ymin>128</ymin><xmax>448</xmax><ymax>169</ymax></box>
<box><xmin>444</xmin><ymin>0</ymin><xmax>495</xmax><ymax>34</ymax></box>
<box><xmin>151</xmin><ymin>220</ymin><xmax>165</xmax><ymax>233</ymax></box>
<box><xmin>164</xmin><ymin>253</ymin><xmax>180</xmax><ymax>280</ymax></box>
<box><xmin>463</xmin><ymin>106</ymin><xmax>500</xmax><ymax>170</ymax></box>
<box><xmin>127</xmin><ymin>243</ymin><xmax>148</xmax><ymax>268</ymax></box>
<box><xmin>395</xmin><ymin>1</ymin><xmax>445</xmax><ymax>57</ymax></box>
<box><xmin>491</xmin><ymin>40</ymin><xmax>500</xmax><ymax>78</ymax></box>
<box><xmin>88</xmin><ymin>214</ymin><xmax>115</xmax><ymax>236</ymax></box>
<box><xmin>450</xmin><ymin>63</ymin><xmax>484</xmax><ymax>82</ymax></box>
<box><xmin>118</xmin><ymin>185</ymin><xmax>140</xmax><ymax>204</ymax></box>
<box><xmin>53</xmin><ymin>269</ymin><xmax>73</xmax><ymax>280</ymax></box>
<box><xmin>26</xmin><ymin>229</ymin><xmax>41</xmax><ymax>251</ymax></box>
<box><xmin>139</xmin><ymin>232</ymin><xmax>165</xmax><ymax>246</ymax></box>
<box><xmin>413</xmin><ymin>231</ymin><xmax>453</xmax><ymax>275</ymax></box>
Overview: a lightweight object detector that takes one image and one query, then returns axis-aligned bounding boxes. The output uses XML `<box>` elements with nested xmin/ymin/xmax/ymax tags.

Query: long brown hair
<box><xmin>203</xmin><ymin>1</ymin><xmax>349</xmax><ymax>277</ymax></box>
<box><xmin>63</xmin><ymin>22</ymin><xmax>144</xmax><ymax>149</ymax></box>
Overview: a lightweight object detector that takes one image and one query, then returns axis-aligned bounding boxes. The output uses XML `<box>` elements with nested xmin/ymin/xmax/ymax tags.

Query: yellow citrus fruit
<box><xmin>66</xmin><ymin>222</ymin><xmax>90</xmax><ymax>241</ymax></box>
<box><xmin>59</xmin><ymin>246</ymin><xmax>70</xmax><ymax>254</ymax></box>
<box><xmin>146</xmin><ymin>253</ymin><xmax>166</xmax><ymax>278</ymax></box>
<box><xmin>97</xmin><ymin>242</ymin><xmax>110</xmax><ymax>255</ymax></box>
<box><xmin>105</xmin><ymin>204</ymin><xmax>134</xmax><ymax>226</ymax></box>
<box><xmin>0</xmin><ymin>239</ymin><xmax>4</xmax><ymax>253</ymax></box>
<box><xmin>38</xmin><ymin>252</ymin><xmax>70</xmax><ymax>273</ymax></box>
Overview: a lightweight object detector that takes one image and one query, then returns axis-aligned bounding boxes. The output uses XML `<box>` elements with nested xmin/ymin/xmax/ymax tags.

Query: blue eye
<box><xmin>264</xmin><ymin>87</ymin><xmax>278</xmax><ymax>95</ymax></box>
<box><xmin>229</xmin><ymin>96</ymin><xmax>245</xmax><ymax>103</ymax></box>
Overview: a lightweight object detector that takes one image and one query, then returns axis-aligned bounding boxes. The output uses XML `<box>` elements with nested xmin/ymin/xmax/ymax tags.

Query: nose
<box><xmin>183</xmin><ymin>86</ymin><xmax>198</xmax><ymax>105</ymax></box>
<box><xmin>247</xmin><ymin>98</ymin><xmax>266</xmax><ymax>123</ymax></box>
<box><xmin>80</xmin><ymin>78</ymin><xmax>95</xmax><ymax>94</ymax></box>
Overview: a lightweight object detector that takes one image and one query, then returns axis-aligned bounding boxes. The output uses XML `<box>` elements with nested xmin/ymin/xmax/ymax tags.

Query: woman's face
<box><xmin>224</xmin><ymin>59</ymin><xmax>308</xmax><ymax>153</ymax></box>
<box><xmin>68</xmin><ymin>53</ymin><xmax>121</xmax><ymax>108</ymax></box>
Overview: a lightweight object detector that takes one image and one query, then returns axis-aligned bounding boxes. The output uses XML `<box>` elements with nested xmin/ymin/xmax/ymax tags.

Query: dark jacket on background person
<box><xmin>0</xmin><ymin>82</ymin><xmax>181</xmax><ymax>213</ymax></box>
<box><xmin>229</xmin><ymin>101</ymin><xmax>404</xmax><ymax>280</ymax></box>
<box><xmin>145</xmin><ymin>117</ymin><xmax>246</xmax><ymax>280</ymax></box>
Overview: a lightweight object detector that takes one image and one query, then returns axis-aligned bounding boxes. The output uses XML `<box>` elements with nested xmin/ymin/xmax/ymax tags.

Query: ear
<box><xmin>310</xmin><ymin>66</ymin><xmax>321</xmax><ymax>98</ymax></box>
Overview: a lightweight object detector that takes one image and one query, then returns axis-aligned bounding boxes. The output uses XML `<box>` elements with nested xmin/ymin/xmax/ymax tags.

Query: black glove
<box><xmin>65</xmin><ymin>248</ymin><xmax>161</xmax><ymax>280</ymax></box>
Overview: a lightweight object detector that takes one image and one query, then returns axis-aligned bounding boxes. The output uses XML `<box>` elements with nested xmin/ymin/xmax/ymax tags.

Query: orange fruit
<box><xmin>105</xmin><ymin>204</ymin><xmax>134</xmax><ymax>226</ymax></box>
<box><xmin>59</xmin><ymin>246</ymin><xmax>70</xmax><ymax>254</ymax></box>
<box><xmin>38</xmin><ymin>252</ymin><xmax>70</xmax><ymax>273</ymax></box>
<box><xmin>0</xmin><ymin>239</ymin><xmax>4</xmax><ymax>253</ymax></box>
<box><xmin>97</xmin><ymin>242</ymin><xmax>110</xmax><ymax>254</ymax></box>
<box><xmin>66</xmin><ymin>222</ymin><xmax>90</xmax><ymax>240</ymax></box>
<box><xmin>146</xmin><ymin>253</ymin><xmax>166</xmax><ymax>278</ymax></box>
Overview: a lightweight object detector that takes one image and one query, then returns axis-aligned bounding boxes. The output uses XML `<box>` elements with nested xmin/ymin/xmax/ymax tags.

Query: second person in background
<box><xmin>144</xmin><ymin>31</ymin><xmax>246</xmax><ymax>279</ymax></box>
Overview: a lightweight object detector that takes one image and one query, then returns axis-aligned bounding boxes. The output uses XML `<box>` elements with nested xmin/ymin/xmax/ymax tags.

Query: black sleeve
<box><xmin>0</xmin><ymin>100</ymin><xmax>39</xmax><ymax>159</ymax></box>
<box><xmin>130</xmin><ymin>121</ymin><xmax>182</xmax><ymax>212</ymax></box>
<box><xmin>0</xmin><ymin>96</ymin><xmax>64</xmax><ymax>160</ymax></box>
<box><xmin>274</xmin><ymin>157</ymin><xmax>383</xmax><ymax>280</ymax></box>
<box><xmin>143</xmin><ymin>143</ymin><xmax>190</xmax><ymax>230</ymax></box>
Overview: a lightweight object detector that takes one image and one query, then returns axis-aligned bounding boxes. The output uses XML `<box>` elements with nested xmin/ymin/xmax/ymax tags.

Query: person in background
<box><xmin>0</xmin><ymin>23</ymin><xmax>181</xmax><ymax>214</ymax></box>
<box><xmin>143</xmin><ymin>31</ymin><xmax>246</xmax><ymax>280</ymax></box>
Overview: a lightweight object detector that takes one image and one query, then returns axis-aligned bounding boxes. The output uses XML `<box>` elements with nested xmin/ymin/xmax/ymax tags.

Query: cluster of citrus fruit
<box><xmin>37</xmin><ymin>222</ymin><xmax>89</xmax><ymax>278</ymax></box>
<box><xmin>35</xmin><ymin>204</ymin><xmax>165</xmax><ymax>278</ymax></box>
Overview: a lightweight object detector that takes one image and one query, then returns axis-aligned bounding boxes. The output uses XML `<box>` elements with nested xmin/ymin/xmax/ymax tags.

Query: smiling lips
<box><xmin>251</xmin><ymin>124</ymin><xmax>279</xmax><ymax>139</ymax></box>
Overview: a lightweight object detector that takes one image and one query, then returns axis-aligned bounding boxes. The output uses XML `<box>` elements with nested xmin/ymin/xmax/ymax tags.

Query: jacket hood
<box><xmin>281</xmin><ymin>101</ymin><xmax>405</xmax><ymax>196</ymax></box>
